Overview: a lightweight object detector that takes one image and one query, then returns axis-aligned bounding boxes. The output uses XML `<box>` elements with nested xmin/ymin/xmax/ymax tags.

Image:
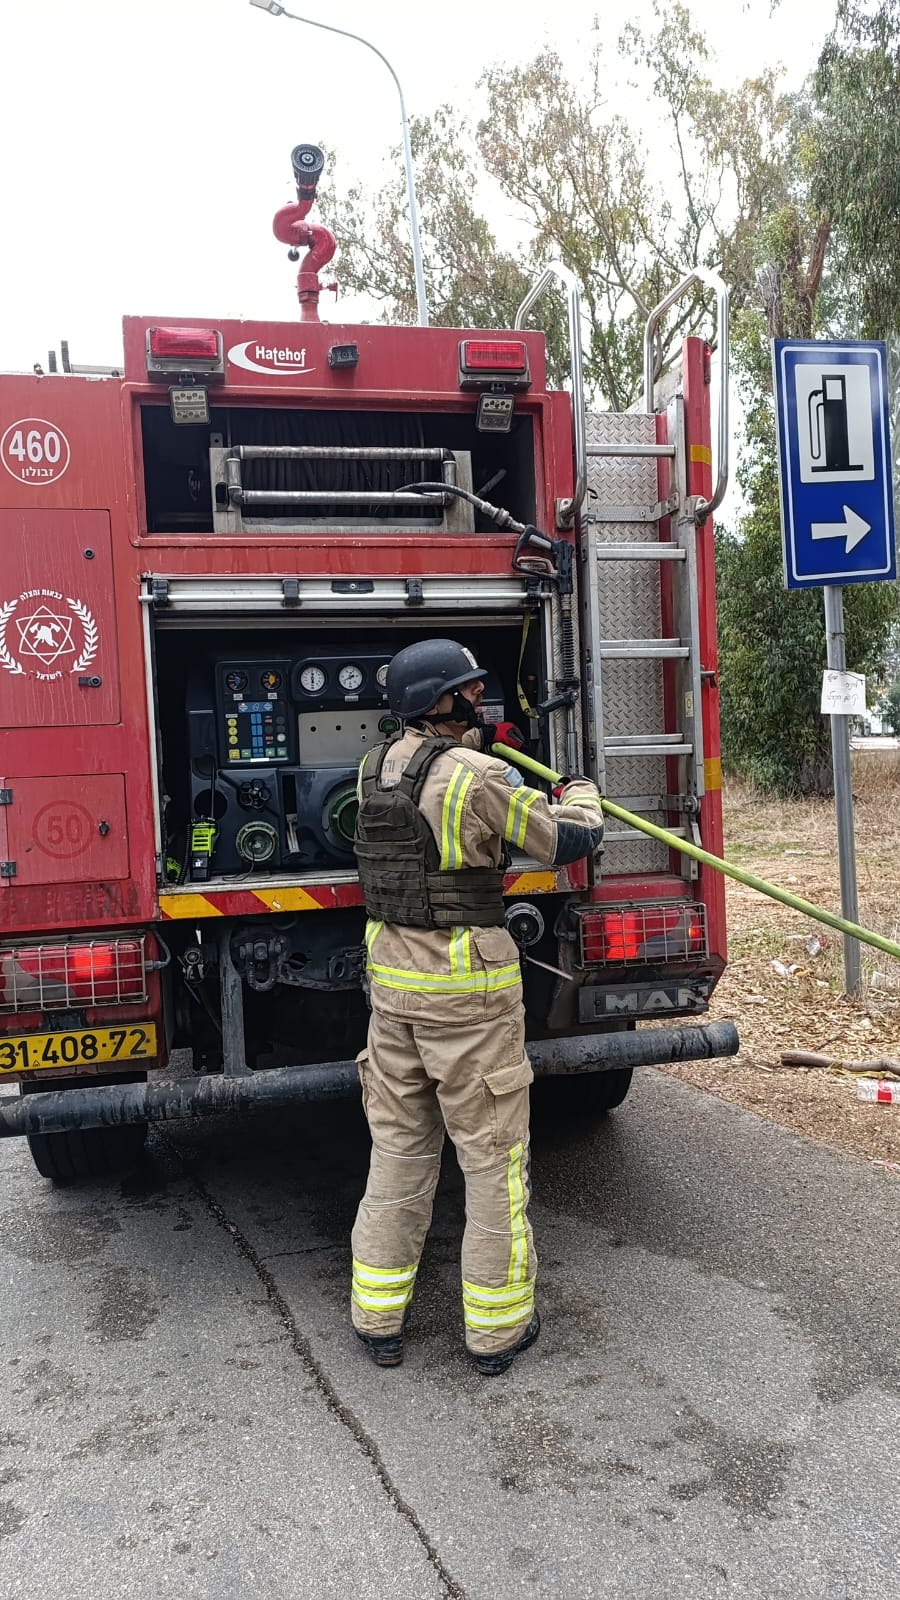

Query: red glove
<box><xmin>487</xmin><ymin>720</ymin><xmax>526</xmax><ymax>752</ymax></box>
<box><xmin>553</xmin><ymin>774</ymin><xmax>590</xmax><ymax>800</ymax></box>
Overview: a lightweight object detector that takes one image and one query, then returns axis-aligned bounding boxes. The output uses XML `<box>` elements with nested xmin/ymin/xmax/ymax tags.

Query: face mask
<box><xmin>448</xmin><ymin>691</ymin><xmax>480</xmax><ymax>728</ymax></box>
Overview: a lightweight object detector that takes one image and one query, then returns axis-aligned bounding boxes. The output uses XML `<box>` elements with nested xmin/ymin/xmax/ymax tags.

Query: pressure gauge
<box><xmin>376</xmin><ymin>663</ymin><xmax>390</xmax><ymax>688</ymax></box>
<box><xmin>300</xmin><ymin>664</ymin><xmax>327</xmax><ymax>694</ymax></box>
<box><xmin>224</xmin><ymin>669</ymin><xmax>248</xmax><ymax>694</ymax></box>
<box><xmin>260</xmin><ymin>669</ymin><xmax>283</xmax><ymax>692</ymax></box>
<box><xmin>338</xmin><ymin>663</ymin><xmax>364</xmax><ymax>692</ymax></box>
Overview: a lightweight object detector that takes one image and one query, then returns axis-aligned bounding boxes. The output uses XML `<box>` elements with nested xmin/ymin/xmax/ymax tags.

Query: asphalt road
<box><xmin>2</xmin><ymin>1066</ymin><xmax>899</xmax><ymax>1600</ymax></box>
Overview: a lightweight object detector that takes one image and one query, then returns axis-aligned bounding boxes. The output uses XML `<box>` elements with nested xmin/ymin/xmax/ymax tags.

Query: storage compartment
<box><xmin>153</xmin><ymin>616</ymin><xmax>549</xmax><ymax>886</ymax></box>
<box><xmin>140</xmin><ymin>404</ymin><xmax>537</xmax><ymax>534</ymax></box>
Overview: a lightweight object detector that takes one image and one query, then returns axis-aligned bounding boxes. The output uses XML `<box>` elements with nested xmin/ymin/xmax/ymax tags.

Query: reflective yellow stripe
<box><xmin>448</xmin><ymin>926</ymin><xmax>472</xmax><ymax>978</ymax></box>
<box><xmin>506</xmin><ymin>1142</ymin><xmax>528</xmax><ymax>1288</ymax></box>
<box><xmin>559</xmin><ymin>791</ymin><xmax>602</xmax><ymax>809</ymax></box>
<box><xmin>462</xmin><ymin>1278</ymin><xmax>535</xmax><ymax>1328</ymax></box>
<box><xmin>352</xmin><ymin>1259</ymin><xmax>418</xmax><ymax>1286</ymax></box>
<box><xmin>440</xmin><ymin>764</ymin><xmax>475</xmax><ymax>869</ymax></box>
<box><xmin>367</xmin><ymin>961</ymin><xmax>521</xmax><ymax>995</ymax></box>
<box><xmin>352</xmin><ymin>1258</ymin><xmax>418</xmax><ymax>1314</ymax></box>
<box><xmin>352</xmin><ymin>1286</ymin><xmax>415</xmax><ymax>1312</ymax></box>
<box><xmin>365</xmin><ymin>919</ymin><xmax>383</xmax><ymax>956</ymax></box>
<box><xmin>505</xmin><ymin>786</ymin><xmax>539</xmax><ymax>848</ymax></box>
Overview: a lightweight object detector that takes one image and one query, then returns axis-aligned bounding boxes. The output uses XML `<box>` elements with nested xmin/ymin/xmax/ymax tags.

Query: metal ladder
<box><xmin>517</xmin><ymin>267</ymin><xmax>730</xmax><ymax>877</ymax></box>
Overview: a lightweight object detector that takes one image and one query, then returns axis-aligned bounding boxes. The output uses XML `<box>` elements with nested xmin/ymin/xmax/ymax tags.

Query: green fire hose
<box><xmin>492</xmin><ymin>743</ymin><xmax>900</xmax><ymax>965</ymax></box>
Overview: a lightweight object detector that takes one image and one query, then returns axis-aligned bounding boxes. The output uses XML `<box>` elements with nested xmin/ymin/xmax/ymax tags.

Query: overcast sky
<box><xmin>0</xmin><ymin>0</ymin><xmax>831</xmax><ymax>373</ymax></box>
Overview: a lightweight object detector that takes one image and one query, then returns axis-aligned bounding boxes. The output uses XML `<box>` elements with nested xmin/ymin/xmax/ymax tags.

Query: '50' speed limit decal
<box><xmin>1</xmin><ymin>418</ymin><xmax>71</xmax><ymax>485</ymax></box>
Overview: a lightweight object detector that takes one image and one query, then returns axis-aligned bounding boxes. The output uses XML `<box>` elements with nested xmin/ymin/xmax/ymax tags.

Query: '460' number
<box><xmin>1</xmin><ymin>418</ymin><xmax>71</xmax><ymax>485</ymax></box>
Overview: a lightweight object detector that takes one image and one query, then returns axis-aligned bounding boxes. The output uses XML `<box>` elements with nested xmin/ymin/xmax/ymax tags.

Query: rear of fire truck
<box><xmin>0</xmin><ymin>146</ymin><xmax>737</xmax><ymax>1182</ymax></box>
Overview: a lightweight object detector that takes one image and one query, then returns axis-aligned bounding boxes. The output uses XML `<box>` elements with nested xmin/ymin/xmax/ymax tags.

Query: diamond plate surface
<box><xmin>583</xmin><ymin>413</ymin><xmax>670</xmax><ymax>872</ymax></box>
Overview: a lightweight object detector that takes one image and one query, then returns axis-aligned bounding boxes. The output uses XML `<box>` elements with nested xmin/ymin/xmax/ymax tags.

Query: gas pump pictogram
<box><xmin>808</xmin><ymin>375</ymin><xmax>863</xmax><ymax>473</ymax></box>
<box><xmin>795</xmin><ymin>363</ymin><xmax>875</xmax><ymax>485</ymax></box>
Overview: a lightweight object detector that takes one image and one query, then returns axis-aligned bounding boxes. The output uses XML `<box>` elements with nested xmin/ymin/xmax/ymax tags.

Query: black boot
<box><xmin>470</xmin><ymin>1312</ymin><xmax>541</xmax><ymax>1376</ymax></box>
<box><xmin>355</xmin><ymin>1309</ymin><xmax>410</xmax><ymax>1368</ymax></box>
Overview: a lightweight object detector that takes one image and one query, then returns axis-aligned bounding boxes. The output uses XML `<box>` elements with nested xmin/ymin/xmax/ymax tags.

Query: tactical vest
<box><xmin>354</xmin><ymin>736</ymin><xmax>506</xmax><ymax>930</ymax></box>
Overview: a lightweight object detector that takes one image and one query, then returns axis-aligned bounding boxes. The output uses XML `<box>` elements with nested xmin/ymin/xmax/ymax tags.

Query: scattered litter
<box><xmin>806</xmin><ymin>935</ymin><xmax>824</xmax><ymax>958</ymax></box>
<box><xmin>872</xmin><ymin>1158</ymin><xmax>900</xmax><ymax>1173</ymax></box>
<box><xmin>771</xmin><ymin>959</ymin><xmax>802</xmax><ymax>979</ymax></box>
<box><xmin>871</xmin><ymin>970</ymin><xmax>898</xmax><ymax>991</ymax></box>
<box><xmin>744</xmin><ymin>994</ymin><xmax>769</xmax><ymax>1005</ymax></box>
<box><xmin>857</xmin><ymin>1080</ymin><xmax>900</xmax><ymax>1105</ymax></box>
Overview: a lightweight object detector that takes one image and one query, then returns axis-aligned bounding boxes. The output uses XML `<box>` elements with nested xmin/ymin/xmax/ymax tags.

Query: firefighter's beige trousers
<box><xmin>351</xmin><ymin>1006</ymin><xmax>536</xmax><ymax>1355</ymax></box>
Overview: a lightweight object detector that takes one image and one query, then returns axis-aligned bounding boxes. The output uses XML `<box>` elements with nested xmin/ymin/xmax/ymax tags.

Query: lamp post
<box><xmin>249</xmin><ymin>1</ymin><xmax>430</xmax><ymax>326</ymax></box>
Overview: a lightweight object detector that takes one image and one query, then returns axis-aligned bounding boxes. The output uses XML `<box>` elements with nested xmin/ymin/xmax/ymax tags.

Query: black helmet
<box><xmin>386</xmin><ymin>639</ymin><xmax>486</xmax><ymax>720</ymax></box>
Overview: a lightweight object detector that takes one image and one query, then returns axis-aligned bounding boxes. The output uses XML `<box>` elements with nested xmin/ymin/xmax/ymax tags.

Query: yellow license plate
<box><xmin>0</xmin><ymin>1023</ymin><xmax>158</xmax><ymax>1075</ymax></box>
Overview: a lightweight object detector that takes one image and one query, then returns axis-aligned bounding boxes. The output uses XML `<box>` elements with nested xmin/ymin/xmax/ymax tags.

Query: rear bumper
<box><xmin>0</xmin><ymin>1021</ymin><xmax>738</xmax><ymax>1137</ymax></box>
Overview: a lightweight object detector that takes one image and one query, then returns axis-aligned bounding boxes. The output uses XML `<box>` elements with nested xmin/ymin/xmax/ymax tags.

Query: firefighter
<box><xmin>351</xmin><ymin>638</ymin><xmax>603</xmax><ymax>1374</ymax></box>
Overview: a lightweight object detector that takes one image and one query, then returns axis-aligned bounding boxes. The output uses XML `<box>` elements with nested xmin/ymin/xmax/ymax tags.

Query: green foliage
<box><xmin>315</xmin><ymin>2</ymin><xmax>900</xmax><ymax>795</ymax></box>
<box><xmin>882</xmin><ymin>680</ymin><xmax>900</xmax><ymax>734</ymax></box>
<box><xmin>318</xmin><ymin>12</ymin><xmax>798</xmax><ymax>408</ymax></box>
<box><xmin>717</xmin><ymin>384</ymin><xmax>898</xmax><ymax>794</ymax></box>
<box><xmin>813</xmin><ymin>0</ymin><xmax>900</xmax><ymax>337</ymax></box>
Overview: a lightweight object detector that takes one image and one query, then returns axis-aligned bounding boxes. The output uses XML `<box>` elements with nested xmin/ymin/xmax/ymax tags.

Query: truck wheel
<box><xmin>20</xmin><ymin>1075</ymin><xmax>148</xmax><ymax>1184</ymax></box>
<box><xmin>565</xmin><ymin>1068</ymin><xmax>634</xmax><ymax>1115</ymax></box>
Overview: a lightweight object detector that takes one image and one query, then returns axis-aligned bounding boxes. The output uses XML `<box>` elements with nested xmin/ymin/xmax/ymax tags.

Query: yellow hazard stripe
<box><xmin>252</xmin><ymin>888</ymin><xmax>327</xmax><ymax>912</ymax></box>
<box><xmin>440</xmin><ymin>764</ymin><xmax>475</xmax><ymax>870</ymax></box>
<box><xmin>159</xmin><ymin>893</ymin><xmax>224</xmax><ymax>919</ymax></box>
<box><xmin>159</xmin><ymin>887</ymin><xmax>329</xmax><ymax>919</ymax></box>
<box><xmin>505</xmin><ymin>786</ymin><xmax>539</xmax><ymax>848</ymax></box>
<box><xmin>690</xmin><ymin>443</ymin><xmax>713</xmax><ymax>465</ymax></box>
<box><xmin>504</xmin><ymin>870</ymin><xmax>559</xmax><ymax>894</ymax></box>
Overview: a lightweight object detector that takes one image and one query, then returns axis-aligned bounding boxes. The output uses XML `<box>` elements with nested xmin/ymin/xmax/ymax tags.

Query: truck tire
<box><xmin>20</xmin><ymin>1074</ymin><xmax>148</xmax><ymax>1184</ymax></box>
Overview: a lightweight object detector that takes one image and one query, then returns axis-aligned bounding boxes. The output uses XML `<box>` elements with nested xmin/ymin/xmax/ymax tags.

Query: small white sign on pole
<box><xmin>820</xmin><ymin>670</ymin><xmax>866</xmax><ymax>716</ymax></box>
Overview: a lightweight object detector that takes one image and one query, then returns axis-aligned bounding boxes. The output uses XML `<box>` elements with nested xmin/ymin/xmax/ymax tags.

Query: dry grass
<box><xmin>658</xmin><ymin>750</ymin><xmax>900</xmax><ymax>1168</ymax></box>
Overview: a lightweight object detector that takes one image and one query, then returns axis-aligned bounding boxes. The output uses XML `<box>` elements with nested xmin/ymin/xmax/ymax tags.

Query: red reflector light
<box><xmin>3</xmin><ymin>940</ymin><xmax>146</xmax><ymax>1010</ymax></box>
<box><xmin>460</xmin><ymin>339</ymin><xmax>528</xmax><ymax>373</ymax></box>
<box><xmin>148</xmin><ymin>326</ymin><xmax>221</xmax><ymax>361</ymax></box>
<box><xmin>577</xmin><ymin>904</ymin><xmax>707</xmax><ymax>965</ymax></box>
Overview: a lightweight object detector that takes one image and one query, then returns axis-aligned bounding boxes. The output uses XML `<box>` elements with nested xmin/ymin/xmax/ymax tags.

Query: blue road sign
<box><xmin>773</xmin><ymin>340</ymin><xmax>896</xmax><ymax>589</ymax></box>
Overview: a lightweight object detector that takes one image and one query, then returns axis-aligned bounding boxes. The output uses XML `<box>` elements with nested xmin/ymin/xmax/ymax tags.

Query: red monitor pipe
<box><xmin>272</xmin><ymin>145</ymin><xmax>336</xmax><ymax>323</ymax></box>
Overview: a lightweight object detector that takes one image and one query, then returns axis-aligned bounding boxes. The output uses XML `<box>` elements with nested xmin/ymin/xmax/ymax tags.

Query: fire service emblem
<box><xmin>0</xmin><ymin>589</ymin><xmax>99</xmax><ymax>681</ymax></box>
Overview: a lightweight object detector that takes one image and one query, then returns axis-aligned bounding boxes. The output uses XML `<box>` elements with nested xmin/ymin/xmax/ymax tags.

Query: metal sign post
<box><xmin>773</xmin><ymin>339</ymin><xmax>897</xmax><ymax>997</ymax></box>
<box><xmin>822</xmin><ymin>585</ymin><xmax>861</xmax><ymax>994</ymax></box>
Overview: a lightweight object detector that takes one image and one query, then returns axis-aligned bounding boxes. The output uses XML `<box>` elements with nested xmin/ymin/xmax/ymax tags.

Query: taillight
<box><xmin>1</xmin><ymin>939</ymin><xmax>147</xmax><ymax>1012</ymax></box>
<box><xmin>458</xmin><ymin>339</ymin><xmax>531</xmax><ymax>388</ymax></box>
<box><xmin>576</xmin><ymin>904</ymin><xmax>707</xmax><ymax>967</ymax></box>
<box><xmin>146</xmin><ymin>326</ymin><xmax>224</xmax><ymax>378</ymax></box>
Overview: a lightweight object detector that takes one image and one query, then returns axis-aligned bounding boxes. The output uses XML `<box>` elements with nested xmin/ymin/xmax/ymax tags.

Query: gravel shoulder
<box><xmin>657</xmin><ymin>753</ymin><xmax>900</xmax><ymax>1169</ymax></box>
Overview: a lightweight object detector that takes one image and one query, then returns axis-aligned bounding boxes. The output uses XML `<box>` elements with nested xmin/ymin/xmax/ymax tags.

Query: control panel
<box><xmin>217</xmin><ymin>662</ymin><xmax>292</xmax><ymax>765</ymax></box>
<box><xmin>184</xmin><ymin>648</ymin><xmax>504</xmax><ymax>881</ymax></box>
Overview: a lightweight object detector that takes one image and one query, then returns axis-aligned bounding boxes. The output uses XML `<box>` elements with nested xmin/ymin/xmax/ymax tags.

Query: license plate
<box><xmin>0</xmin><ymin>1023</ymin><xmax>158</xmax><ymax>1075</ymax></box>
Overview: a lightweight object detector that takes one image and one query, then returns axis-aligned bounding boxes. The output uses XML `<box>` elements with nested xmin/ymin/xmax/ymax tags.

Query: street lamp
<box><xmin>249</xmin><ymin>0</ymin><xmax>430</xmax><ymax>327</ymax></box>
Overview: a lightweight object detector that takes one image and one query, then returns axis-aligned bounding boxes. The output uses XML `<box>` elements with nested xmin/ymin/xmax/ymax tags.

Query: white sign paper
<box><xmin>820</xmin><ymin>670</ymin><xmax>866</xmax><ymax>716</ymax></box>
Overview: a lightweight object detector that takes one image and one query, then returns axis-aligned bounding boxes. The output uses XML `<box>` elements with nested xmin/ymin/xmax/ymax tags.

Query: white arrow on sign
<box><xmin>810</xmin><ymin>505</ymin><xmax>871</xmax><ymax>553</ymax></box>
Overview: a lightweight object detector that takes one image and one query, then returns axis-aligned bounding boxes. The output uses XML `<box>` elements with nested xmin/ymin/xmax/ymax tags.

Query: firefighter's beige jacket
<box><xmin>362</xmin><ymin>723</ymin><xmax>603</xmax><ymax>1025</ymax></box>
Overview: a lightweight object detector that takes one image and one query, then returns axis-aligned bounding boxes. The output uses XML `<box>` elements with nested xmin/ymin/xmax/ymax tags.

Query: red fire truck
<box><xmin>0</xmin><ymin>146</ymin><xmax>737</xmax><ymax>1182</ymax></box>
